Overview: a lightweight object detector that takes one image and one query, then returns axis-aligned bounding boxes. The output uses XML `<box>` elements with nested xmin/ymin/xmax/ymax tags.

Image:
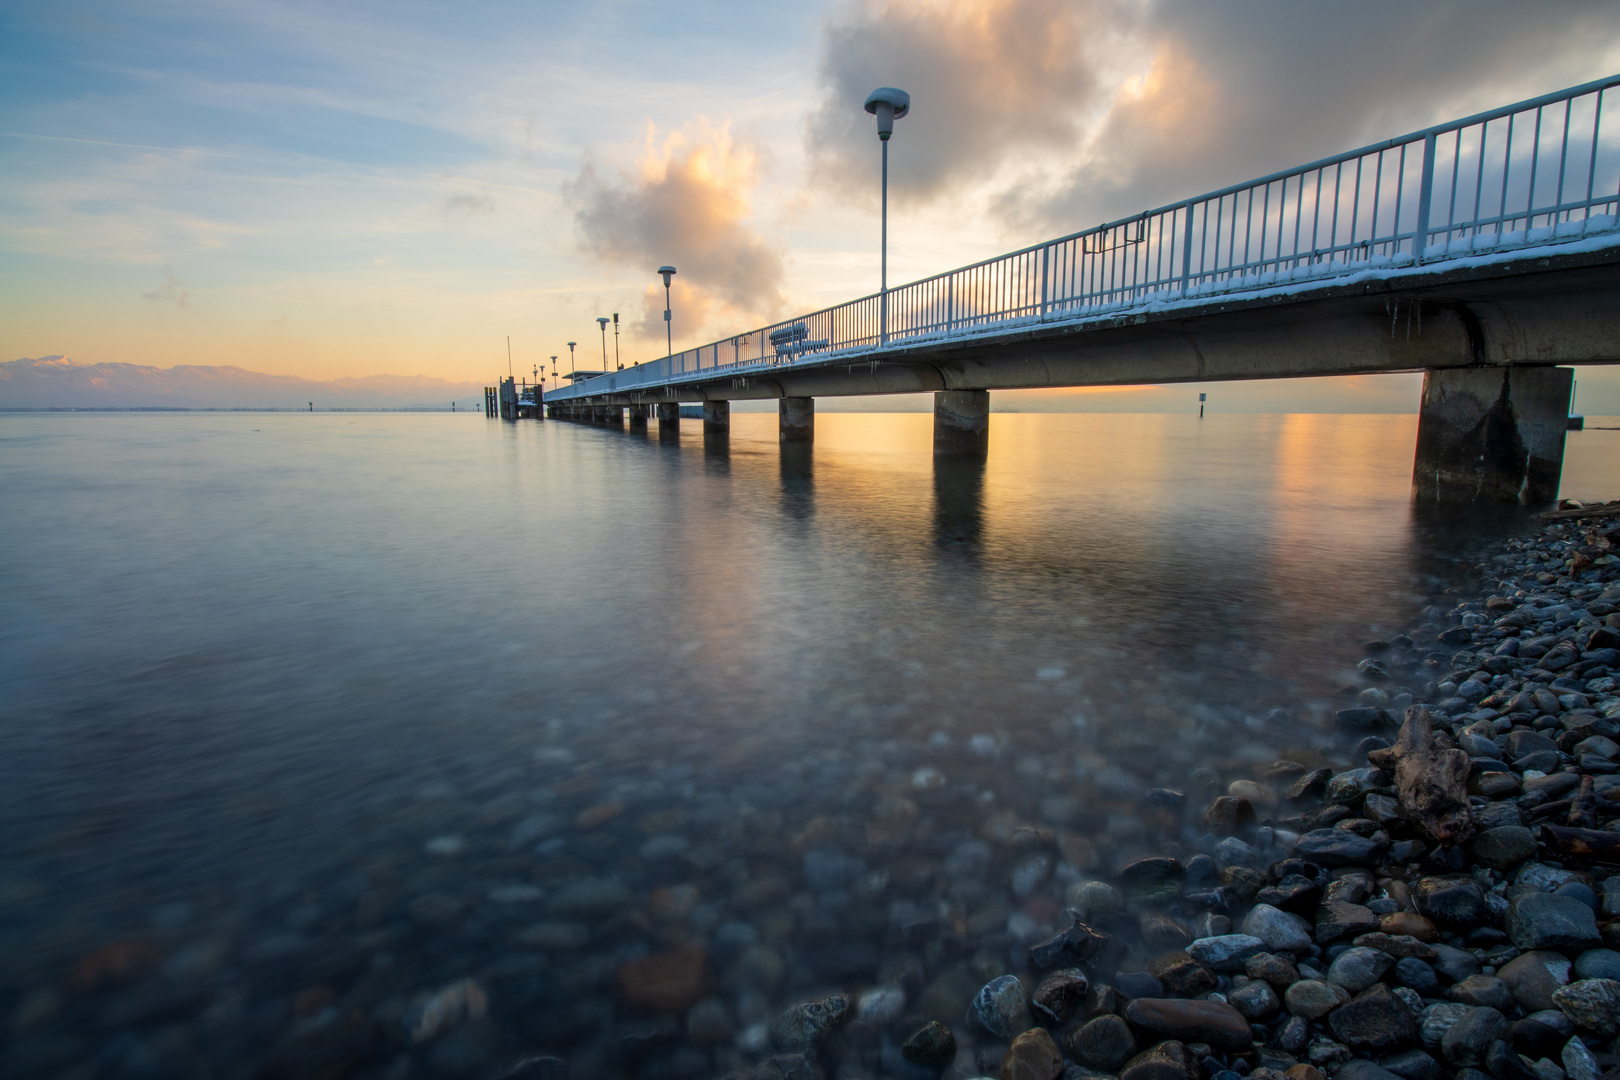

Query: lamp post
<box><xmin>597</xmin><ymin>317</ymin><xmax>610</xmax><ymax>373</ymax></box>
<box><xmin>613</xmin><ymin>312</ymin><xmax>621</xmax><ymax>368</ymax></box>
<box><xmin>657</xmin><ymin>266</ymin><xmax>677</xmax><ymax>362</ymax></box>
<box><xmin>864</xmin><ymin>87</ymin><xmax>909</xmax><ymax>346</ymax></box>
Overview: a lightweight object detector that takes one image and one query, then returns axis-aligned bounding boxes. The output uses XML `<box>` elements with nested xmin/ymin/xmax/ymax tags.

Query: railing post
<box><xmin>1039</xmin><ymin>245</ymin><xmax>1050</xmax><ymax>319</ymax></box>
<box><xmin>1180</xmin><ymin>203</ymin><xmax>1196</xmax><ymax>295</ymax></box>
<box><xmin>1413</xmin><ymin>133</ymin><xmax>1436</xmax><ymax>263</ymax></box>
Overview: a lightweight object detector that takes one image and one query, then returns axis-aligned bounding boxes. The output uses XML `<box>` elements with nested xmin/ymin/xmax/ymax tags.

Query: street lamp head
<box><xmin>864</xmin><ymin>87</ymin><xmax>910</xmax><ymax>141</ymax></box>
<box><xmin>597</xmin><ymin>317</ymin><xmax>609</xmax><ymax>330</ymax></box>
<box><xmin>657</xmin><ymin>265</ymin><xmax>677</xmax><ymax>287</ymax></box>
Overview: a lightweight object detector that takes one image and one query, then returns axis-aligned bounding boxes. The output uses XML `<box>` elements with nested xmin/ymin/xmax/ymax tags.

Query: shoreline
<box><xmin>725</xmin><ymin>501</ymin><xmax>1620</xmax><ymax>1080</ymax></box>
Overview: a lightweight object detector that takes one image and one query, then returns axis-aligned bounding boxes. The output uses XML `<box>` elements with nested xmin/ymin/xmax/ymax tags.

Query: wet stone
<box><xmin>1575</xmin><ymin>949</ymin><xmax>1620</xmax><ymax>981</ymax></box>
<box><xmin>1031</xmin><ymin>969</ymin><xmax>1088</xmax><ymax>1026</ymax></box>
<box><xmin>1066</xmin><ymin>1014</ymin><xmax>1137</xmax><ymax>1070</ymax></box>
<box><xmin>1441</xmin><ymin>1006</ymin><xmax>1510</xmax><ymax>1067</ymax></box>
<box><xmin>1071</xmin><ymin>881</ymin><xmax>1125</xmax><ymax>918</ymax></box>
<box><xmin>1563</xmin><ymin>1033</ymin><xmax>1602</xmax><ymax>1080</ymax></box>
<box><xmin>1327</xmin><ymin>947</ymin><xmax>1396</xmax><ymax>994</ymax></box>
<box><xmin>1432</xmin><ymin>943</ymin><xmax>1484</xmax><ymax>983</ymax></box>
<box><xmin>1257</xmin><ymin>875</ymin><xmax>1318</xmax><ymax>912</ymax></box>
<box><xmin>1377</xmin><ymin>1048</ymin><xmax>1442</xmax><ymax>1080</ymax></box>
<box><xmin>1120</xmin><ymin>857</ymin><xmax>1185</xmax><ymax>890</ymax></box>
<box><xmin>1450</xmin><ymin>976</ymin><xmax>1516</xmax><ymax>1013</ymax></box>
<box><xmin>1498</xmin><ymin>951</ymin><xmax>1572</xmax><ymax>1013</ymax></box>
<box><xmin>1001</xmin><ymin>1027</ymin><xmax>1064</xmax><ymax>1080</ymax></box>
<box><xmin>972</xmin><ymin>975</ymin><xmax>1030</xmax><ymax>1040</ymax></box>
<box><xmin>1394</xmin><ymin>956</ymin><xmax>1442</xmax><ymax>996</ymax></box>
<box><xmin>1029</xmin><ymin>918</ymin><xmax>1109</xmax><ymax>969</ymax></box>
<box><xmin>1147</xmin><ymin>953</ymin><xmax>1216</xmax><ymax>999</ymax></box>
<box><xmin>1325</xmin><ymin>874</ymin><xmax>1371</xmax><ymax>905</ymax></box>
<box><xmin>1287</xmin><ymin>979</ymin><xmax>1352</xmax><ymax>1019</ymax></box>
<box><xmin>1415</xmin><ymin>877</ymin><xmax>1486</xmax><ymax>924</ymax></box>
<box><xmin>1115</xmin><ymin>970</ymin><xmax>1163</xmax><ymax>998</ymax></box>
<box><xmin>1288</xmin><ymin>770</ymin><xmax>1333</xmax><ymax>802</ymax></box>
<box><xmin>855</xmin><ymin>985</ymin><xmax>906</xmax><ymax>1026</ymax></box>
<box><xmin>1551</xmin><ymin>979</ymin><xmax>1620</xmax><ymax>1035</ymax></box>
<box><xmin>1240</xmin><ymin>905</ymin><xmax>1314</xmax><ymax>954</ymax></box>
<box><xmin>1228</xmin><ymin>980</ymin><xmax>1280</xmax><ymax>1020</ymax></box>
<box><xmin>1204</xmin><ymin>797</ymin><xmax>1255</xmax><ymax>836</ymax></box>
<box><xmin>1120</xmin><ymin>1040</ymin><xmax>1196</xmax><ymax>1080</ymax></box>
<box><xmin>1317</xmin><ymin>902</ymin><xmax>1382</xmax><ymax>943</ymax></box>
<box><xmin>1379</xmin><ymin>913</ymin><xmax>1439</xmax><ymax>942</ymax></box>
<box><xmin>1294</xmin><ymin>829</ymin><xmax>1385</xmax><ymax>867</ymax></box>
<box><xmin>769</xmin><ymin>994</ymin><xmax>850</xmax><ymax>1052</ymax></box>
<box><xmin>1086</xmin><ymin>984</ymin><xmax>1127</xmax><ymax>1018</ymax></box>
<box><xmin>1511</xmin><ymin>1018</ymin><xmax>1567</xmax><ymax>1061</ymax></box>
<box><xmin>1245</xmin><ymin>952</ymin><xmax>1299</xmax><ymax>987</ymax></box>
<box><xmin>1276</xmin><ymin>1015</ymin><xmax>1310</xmax><ymax>1054</ymax></box>
<box><xmin>901</xmin><ymin>1020</ymin><xmax>956</xmax><ymax>1067</ymax></box>
<box><xmin>1188</xmin><ymin>935</ymin><xmax>1266</xmax><ymax>972</ymax></box>
<box><xmin>1353</xmin><ymin>932</ymin><xmax>1437</xmax><ymax>959</ymax></box>
<box><xmin>1222</xmin><ymin>866</ymin><xmax>1265</xmax><ymax>901</ymax></box>
<box><xmin>1123</xmin><ymin>998</ymin><xmax>1253</xmax><ymax>1051</ymax></box>
<box><xmin>1420</xmin><ymin>1002</ymin><xmax>1470</xmax><ymax>1049</ymax></box>
<box><xmin>1484</xmin><ymin>1038</ymin><xmax>1541</xmax><ymax>1080</ymax></box>
<box><xmin>1508</xmin><ymin>894</ymin><xmax>1602</xmax><ymax>951</ymax></box>
<box><xmin>1472</xmin><ymin>827</ymin><xmax>1538</xmax><ymax>870</ymax></box>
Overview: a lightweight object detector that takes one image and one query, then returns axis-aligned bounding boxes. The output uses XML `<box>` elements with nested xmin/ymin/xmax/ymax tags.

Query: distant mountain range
<box><xmin>0</xmin><ymin>356</ymin><xmax>483</xmax><ymax>410</ymax></box>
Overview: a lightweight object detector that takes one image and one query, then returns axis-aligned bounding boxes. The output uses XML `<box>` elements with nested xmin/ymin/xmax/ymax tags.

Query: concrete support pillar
<box><xmin>779</xmin><ymin>397</ymin><xmax>814</xmax><ymax>443</ymax></box>
<box><xmin>628</xmin><ymin>405</ymin><xmax>649</xmax><ymax>430</ymax></box>
<box><xmin>934</xmin><ymin>390</ymin><xmax>989</xmax><ymax>456</ymax></box>
<box><xmin>702</xmin><ymin>400</ymin><xmax>730</xmax><ymax>434</ymax></box>
<box><xmin>599</xmin><ymin>405</ymin><xmax>623</xmax><ymax>426</ymax></box>
<box><xmin>656</xmin><ymin>402</ymin><xmax>680</xmax><ymax>429</ymax></box>
<box><xmin>1413</xmin><ymin>365</ymin><xmax>1572</xmax><ymax>504</ymax></box>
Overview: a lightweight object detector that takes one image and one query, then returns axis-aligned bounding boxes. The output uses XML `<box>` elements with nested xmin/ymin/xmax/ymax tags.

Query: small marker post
<box><xmin>1199</xmin><ymin>392</ymin><xmax>1206</xmax><ymax>419</ymax></box>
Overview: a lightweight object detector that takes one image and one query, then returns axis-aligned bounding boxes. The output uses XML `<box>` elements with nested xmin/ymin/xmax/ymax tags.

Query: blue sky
<box><xmin>4</xmin><ymin>0</ymin><xmax>1620</xmax><ymax>411</ymax></box>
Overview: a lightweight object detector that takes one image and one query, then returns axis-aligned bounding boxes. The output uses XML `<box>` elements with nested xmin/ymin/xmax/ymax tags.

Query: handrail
<box><xmin>548</xmin><ymin>74</ymin><xmax>1620</xmax><ymax>402</ymax></box>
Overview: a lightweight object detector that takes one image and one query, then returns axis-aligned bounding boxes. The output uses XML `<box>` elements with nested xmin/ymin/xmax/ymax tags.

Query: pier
<box><xmin>531</xmin><ymin>76</ymin><xmax>1620</xmax><ymax>503</ymax></box>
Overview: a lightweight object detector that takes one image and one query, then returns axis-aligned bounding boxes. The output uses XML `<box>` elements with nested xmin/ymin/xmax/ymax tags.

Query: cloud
<box><xmin>573</xmin><ymin>120</ymin><xmax>786</xmax><ymax>343</ymax></box>
<box><xmin>142</xmin><ymin>269</ymin><xmax>192</xmax><ymax>308</ymax></box>
<box><xmin>806</xmin><ymin>0</ymin><xmax>1620</xmax><ymax>238</ymax></box>
<box><xmin>1011</xmin><ymin>0</ymin><xmax>1620</xmax><ymax>233</ymax></box>
<box><xmin>441</xmin><ymin>192</ymin><xmax>495</xmax><ymax>215</ymax></box>
<box><xmin>805</xmin><ymin>0</ymin><xmax>1132</xmax><ymax>204</ymax></box>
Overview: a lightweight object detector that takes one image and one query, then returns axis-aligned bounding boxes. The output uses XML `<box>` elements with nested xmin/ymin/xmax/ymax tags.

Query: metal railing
<box><xmin>549</xmin><ymin>74</ymin><xmax>1620</xmax><ymax>401</ymax></box>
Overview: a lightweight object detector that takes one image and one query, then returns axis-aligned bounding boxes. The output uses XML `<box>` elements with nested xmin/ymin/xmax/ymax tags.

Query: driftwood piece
<box><xmin>1538</xmin><ymin>500</ymin><xmax>1620</xmax><ymax>522</ymax></box>
<box><xmin>1570</xmin><ymin>776</ymin><xmax>1600</xmax><ymax>830</ymax></box>
<box><xmin>1371</xmin><ymin>707</ymin><xmax>1474</xmax><ymax>844</ymax></box>
<box><xmin>1528</xmin><ymin>793</ymin><xmax>1620</xmax><ymax>820</ymax></box>
<box><xmin>1541</xmin><ymin>824</ymin><xmax>1620</xmax><ymax>862</ymax></box>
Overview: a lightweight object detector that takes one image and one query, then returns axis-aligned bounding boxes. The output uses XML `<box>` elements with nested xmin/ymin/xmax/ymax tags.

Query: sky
<box><xmin>4</xmin><ymin>0</ymin><xmax>1620</xmax><ymax>411</ymax></box>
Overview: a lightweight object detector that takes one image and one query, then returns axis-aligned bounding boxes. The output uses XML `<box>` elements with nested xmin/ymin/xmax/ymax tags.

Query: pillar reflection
<box><xmin>932</xmin><ymin>454</ymin><xmax>985</xmax><ymax>552</ymax></box>
<box><xmin>778</xmin><ymin>442</ymin><xmax>814</xmax><ymax>520</ymax></box>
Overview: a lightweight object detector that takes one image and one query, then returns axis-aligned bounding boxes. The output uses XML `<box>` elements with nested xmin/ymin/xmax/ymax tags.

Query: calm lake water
<box><xmin>0</xmin><ymin>411</ymin><xmax>1616</xmax><ymax>1079</ymax></box>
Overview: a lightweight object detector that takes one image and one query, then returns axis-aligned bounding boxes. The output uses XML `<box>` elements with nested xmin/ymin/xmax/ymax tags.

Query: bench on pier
<box><xmin>769</xmin><ymin>323</ymin><xmax>828</xmax><ymax>362</ymax></box>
